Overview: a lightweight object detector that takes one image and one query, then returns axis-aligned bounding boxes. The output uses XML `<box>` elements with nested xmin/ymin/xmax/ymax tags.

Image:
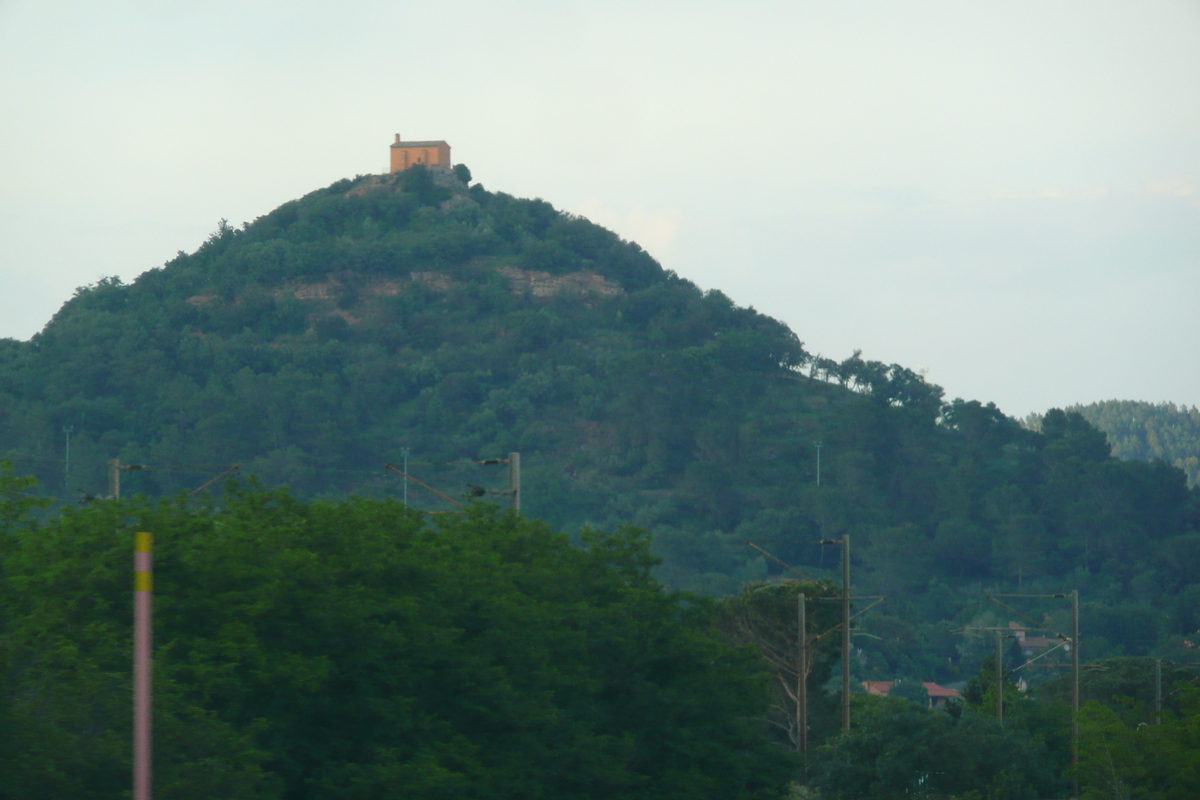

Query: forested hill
<box><xmin>1</xmin><ymin>165</ymin><xmax>1198</xmax><ymax>683</ymax></box>
<box><xmin>1047</xmin><ymin>400</ymin><xmax>1199</xmax><ymax>488</ymax></box>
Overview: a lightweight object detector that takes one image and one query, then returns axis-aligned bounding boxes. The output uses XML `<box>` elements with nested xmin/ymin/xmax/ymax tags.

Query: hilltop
<box><xmin>1</xmin><ymin>165</ymin><xmax>1197</xmax><ymax>685</ymax></box>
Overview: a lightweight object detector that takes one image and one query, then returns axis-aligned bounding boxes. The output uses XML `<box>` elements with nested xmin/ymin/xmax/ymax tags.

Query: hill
<box><xmin>1</xmin><ymin>165</ymin><xmax>1197</xmax><ymax>685</ymax></box>
<box><xmin>1055</xmin><ymin>401</ymin><xmax>1198</xmax><ymax>487</ymax></box>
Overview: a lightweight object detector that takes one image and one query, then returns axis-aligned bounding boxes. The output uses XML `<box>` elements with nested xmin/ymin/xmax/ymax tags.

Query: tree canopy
<box><xmin>0</xmin><ymin>470</ymin><xmax>796</xmax><ymax>800</ymax></box>
<box><xmin>1043</xmin><ymin>400</ymin><xmax>1200</xmax><ymax>488</ymax></box>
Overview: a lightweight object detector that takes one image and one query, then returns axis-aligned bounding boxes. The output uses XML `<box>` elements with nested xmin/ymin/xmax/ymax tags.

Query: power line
<box><xmin>384</xmin><ymin>464</ymin><xmax>464</xmax><ymax>508</ymax></box>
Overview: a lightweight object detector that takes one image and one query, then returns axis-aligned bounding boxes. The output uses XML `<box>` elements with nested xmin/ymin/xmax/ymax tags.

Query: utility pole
<box><xmin>1071</xmin><ymin>588</ymin><xmax>1080</xmax><ymax>795</ymax></box>
<box><xmin>987</xmin><ymin>590</ymin><xmax>1081</xmax><ymax>778</ymax></box>
<box><xmin>814</xmin><ymin>442</ymin><xmax>822</xmax><ymax>487</ymax></box>
<box><xmin>109</xmin><ymin>460</ymin><xmax>148</xmax><ymax>499</ymax></box>
<box><xmin>508</xmin><ymin>451</ymin><xmax>520</xmax><ymax>512</ymax></box>
<box><xmin>996</xmin><ymin>629</ymin><xmax>1004</xmax><ymax>725</ymax></box>
<box><xmin>817</xmin><ymin>535</ymin><xmax>852</xmax><ymax>732</ymax></box>
<box><xmin>133</xmin><ymin>532</ymin><xmax>153</xmax><ymax>800</ymax></box>
<box><xmin>1155</xmin><ymin>658</ymin><xmax>1162</xmax><ymax>726</ymax></box>
<box><xmin>797</xmin><ymin>592</ymin><xmax>807</xmax><ymax>753</ymax></box>
<box><xmin>745</xmin><ymin>542</ymin><xmax>881</xmax><ymax>752</ymax></box>
<box><xmin>841</xmin><ymin>534</ymin><xmax>850</xmax><ymax>732</ymax></box>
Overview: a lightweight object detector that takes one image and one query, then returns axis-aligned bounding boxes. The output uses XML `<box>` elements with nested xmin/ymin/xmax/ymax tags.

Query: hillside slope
<box><xmin>1</xmin><ymin>166</ymin><xmax>1197</xmax><ymax>683</ymax></box>
<box><xmin>1070</xmin><ymin>400</ymin><xmax>1199</xmax><ymax>487</ymax></box>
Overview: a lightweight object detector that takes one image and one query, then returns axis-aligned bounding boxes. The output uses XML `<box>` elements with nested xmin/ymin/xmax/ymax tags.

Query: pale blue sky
<box><xmin>1</xmin><ymin>0</ymin><xmax>1197</xmax><ymax>416</ymax></box>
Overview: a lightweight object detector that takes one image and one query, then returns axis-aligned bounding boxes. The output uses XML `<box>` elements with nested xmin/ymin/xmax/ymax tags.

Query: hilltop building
<box><xmin>390</xmin><ymin>134</ymin><xmax>451</xmax><ymax>172</ymax></box>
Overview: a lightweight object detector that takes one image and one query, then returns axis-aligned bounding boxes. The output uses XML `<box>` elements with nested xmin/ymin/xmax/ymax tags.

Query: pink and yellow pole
<box><xmin>133</xmin><ymin>531</ymin><xmax>153</xmax><ymax>800</ymax></box>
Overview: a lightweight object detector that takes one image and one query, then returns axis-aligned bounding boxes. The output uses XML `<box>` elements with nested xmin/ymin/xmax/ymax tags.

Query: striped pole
<box><xmin>134</xmin><ymin>531</ymin><xmax>153</xmax><ymax>800</ymax></box>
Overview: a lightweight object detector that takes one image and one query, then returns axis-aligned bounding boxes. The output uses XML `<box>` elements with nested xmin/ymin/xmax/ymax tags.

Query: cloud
<box><xmin>1145</xmin><ymin>176</ymin><xmax>1196</xmax><ymax>196</ymax></box>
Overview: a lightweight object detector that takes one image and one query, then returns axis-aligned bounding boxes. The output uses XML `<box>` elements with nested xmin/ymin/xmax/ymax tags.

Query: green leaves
<box><xmin>1075</xmin><ymin>686</ymin><xmax>1200</xmax><ymax>800</ymax></box>
<box><xmin>0</xmin><ymin>490</ymin><xmax>795</xmax><ymax>799</ymax></box>
<box><xmin>812</xmin><ymin>699</ymin><xmax>1055</xmax><ymax>800</ymax></box>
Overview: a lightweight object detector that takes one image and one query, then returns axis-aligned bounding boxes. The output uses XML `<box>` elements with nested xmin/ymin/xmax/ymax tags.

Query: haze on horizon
<box><xmin>1</xmin><ymin>0</ymin><xmax>1197</xmax><ymax>418</ymax></box>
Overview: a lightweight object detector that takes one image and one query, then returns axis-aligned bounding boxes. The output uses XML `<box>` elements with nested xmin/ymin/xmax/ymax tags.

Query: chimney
<box><xmin>394</xmin><ymin>133</ymin><xmax>401</xmax><ymax>143</ymax></box>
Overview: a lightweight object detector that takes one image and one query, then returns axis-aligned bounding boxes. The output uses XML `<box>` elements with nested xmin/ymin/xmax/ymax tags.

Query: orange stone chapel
<box><xmin>389</xmin><ymin>134</ymin><xmax>451</xmax><ymax>172</ymax></box>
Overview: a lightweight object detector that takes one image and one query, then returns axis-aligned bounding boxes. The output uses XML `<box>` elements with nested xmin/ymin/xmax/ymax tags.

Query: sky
<box><xmin>1</xmin><ymin>1</ymin><xmax>1197</xmax><ymax>417</ymax></box>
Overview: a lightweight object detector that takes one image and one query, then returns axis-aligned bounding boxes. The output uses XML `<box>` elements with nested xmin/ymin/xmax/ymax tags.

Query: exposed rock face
<box><xmin>186</xmin><ymin>264</ymin><xmax>622</xmax><ymax>327</ymax></box>
<box><xmin>276</xmin><ymin>267</ymin><xmax>623</xmax><ymax>302</ymax></box>
<box><xmin>287</xmin><ymin>282</ymin><xmax>336</xmax><ymax>301</ymax></box>
<box><xmin>496</xmin><ymin>267</ymin><xmax>623</xmax><ymax>299</ymax></box>
<box><xmin>273</xmin><ymin>278</ymin><xmax>404</xmax><ymax>302</ymax></box>
<box><xmin>409</xmin><ymin>272</ymin><xmax>454</xmax><ymax>292</ymax></box>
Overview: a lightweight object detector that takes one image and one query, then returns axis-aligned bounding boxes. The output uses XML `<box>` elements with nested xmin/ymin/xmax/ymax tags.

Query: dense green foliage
<box><xmin>811</xmin><ymin>696</ymin><xmax>1058</xmax><ymax>800</ymax></box>
<box><xmin>1037</xmin><ymin>657</ymin><xmax>1200</xmax><ymax>717</ymax></box>
<box><xmin>808</xmin><ymin>653</ymin><xmax>1200</xmax><ymax>799</ymax></box>
<box><xmin>0</xmin><ymin>166</ymin><xmax>1197</xmax><ymax>693</ymax></box>
<box><xmin>1048</xmin><ymin>400</ymin><xmax>1200</xmax><ymax>488</ymax></box>
<box><xmin>1075</xmin><ymin>686</ymin><xmax>1200</xmax><ymax>799</ymax></box>
<box><xmin>0</xmin><ymin>466</ymin><xmax>795</xmax><ymax>799</ymax></box>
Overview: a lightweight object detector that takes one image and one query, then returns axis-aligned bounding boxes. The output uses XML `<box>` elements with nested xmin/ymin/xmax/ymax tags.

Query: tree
<box><xmin>811</xmin><ymin>697</ymin><xmax>1057</xmax><ymax>800</ymax></box>
<box><xmin>1068</xmin><ymin>400</ymin><xmax>1200</xmax><ymax>487</ymax></box>
<box><xmin>933</xmin><ymin>518</ymin><xmax>991</xmax><ymax>577</ymax></box>
<box><xmin>718</xmin><ymin>580</ymin><xmax>842</xmax><ymax>750</ymax></box>
<box><xmin>0</xmin><ymin>485</ymin><xmax>798</xmax><ymax>799</ymax></box>
<box><xmin>1075</xmin><ymin>685</ymin><xmax>1200</xmax><ymax>800</ymax></box>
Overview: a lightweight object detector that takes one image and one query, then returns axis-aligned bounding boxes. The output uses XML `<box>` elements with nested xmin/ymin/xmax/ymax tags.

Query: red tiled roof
<box><xmin>863</xmin><ymin>680</ymin><xmax>960</xmax><ymax>700</ymax></box>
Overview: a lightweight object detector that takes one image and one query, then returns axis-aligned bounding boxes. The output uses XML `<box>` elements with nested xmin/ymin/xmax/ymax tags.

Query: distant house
<box><xmin>922</xmin><ymin>682</ymin><xmax>961</xmax><ymax>709</ymax></box>
<box><xmin>861</xmin><ymin>680</ymin><xmax>961</xmax><ymax>708</ymax></box>
<box><xmin>1009</xmin><ymin>621</ymin><xmax>1058</xmax><ymax>657</ymax></box>
<box><xmin>390</xmin><ymin>134</ymin><xmax>451</xmax><ymax>172</ymax></box>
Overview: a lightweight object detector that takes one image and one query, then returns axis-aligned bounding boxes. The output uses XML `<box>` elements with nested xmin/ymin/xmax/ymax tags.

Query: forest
<box><xmin>1</xmin><ymin>165</ymin><xmax>1198</xmax><ymax>797</ymax></box>
<box><xmin>1027</xmin><ymin>400</ymin><xmax>1200</xmax><ymax>488</ymax></box>
<box><xmin>1</xmin><ymin>468</ymin><xmax>1196</xmax><ymax>799</ymax></box>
